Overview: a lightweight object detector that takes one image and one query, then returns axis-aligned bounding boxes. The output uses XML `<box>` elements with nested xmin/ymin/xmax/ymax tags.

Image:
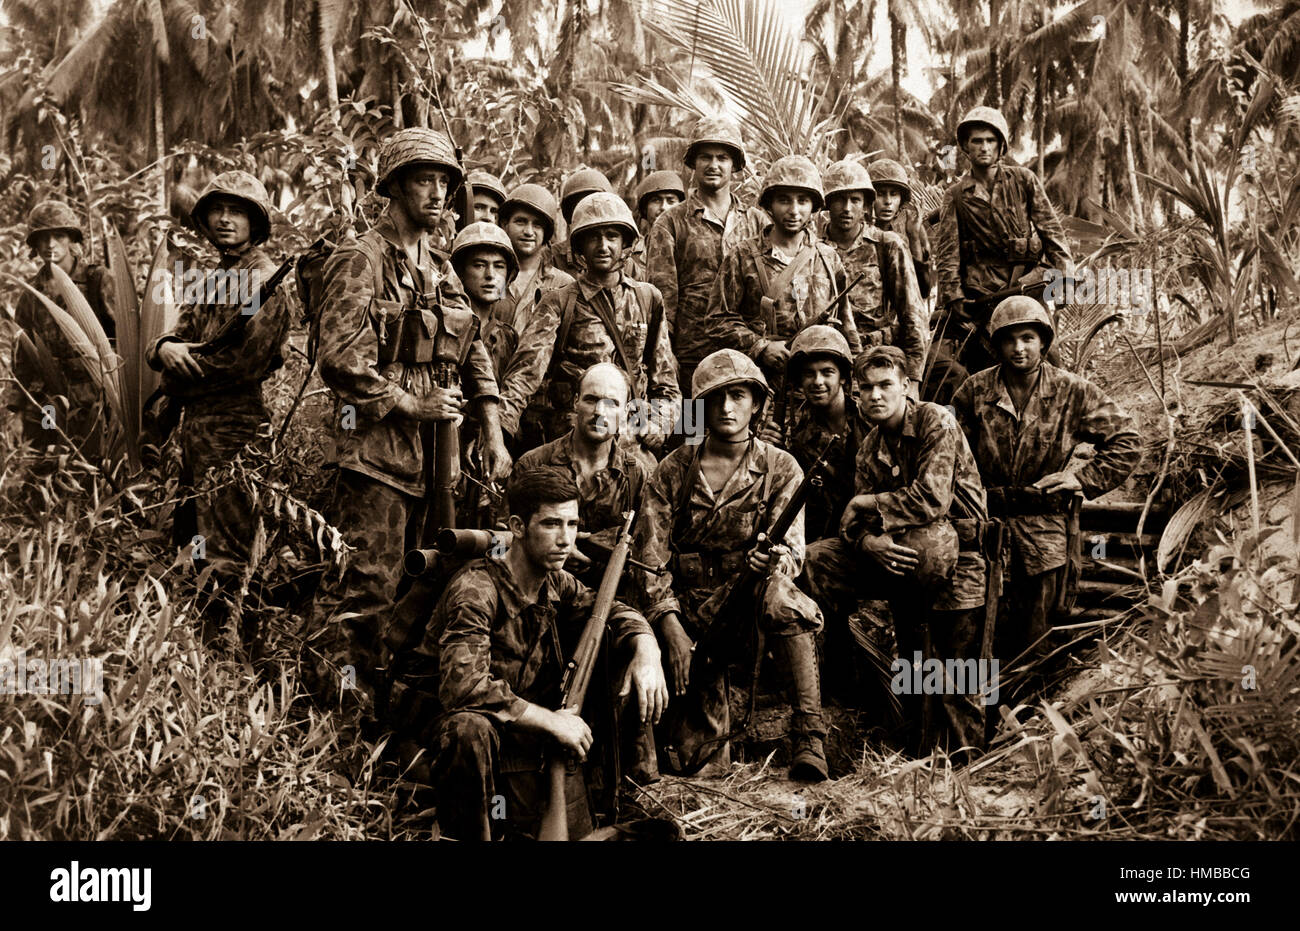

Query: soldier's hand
<box><xmin>1033</xmin><ymin>470</ymin><xmax>1082</xmax><ymax>494</ymax></box>
<box><xmin>401</xmin><ymin>385</ymin><xmax>465</xmax><ymax>423</ymax></box>
<box><xmin>480</xmin><ymin>432</ymin><xmax>512</xmax><ymax>482</ymax></box>
<box><xmin>759</xmin><ymin>340</ymin><xmax>790</xmax><ymax>370</ymax></box>
<box><xmin>659</xmin><ymin>613</ymin><xmax>694</xmax><ymax>697</ymax></box>
<box><xmin>746</xmin><ymin>534</ymin><xmax>788</xmax><ymax>576</ymax></box>
<box><xmin>859</xmin><ymin>533</ymin><xmax>921</xmax><ymax>577</ymax></box>
<box><xmin>757</xmin><ymin>419</ymin><xmax>784</xmax><ymax>445</ymax></box>
<box><xmin>157</xmin><ymin>341</ymin><xmax>205</xmax><ymax>380</ymax></box>
<box><xmin>545</xmin><ymin>708</ymin><xmax>593</xmax><ymax>760</ymax></box>
<box><xmin>839</xmin><ymin>494</ymin><xmax>875</xmax><ymax>538</ymax></box>
<box><xmin>619</xmin><ymin>634</ymin><xmax>668</xmax><ymax>725</ymax></box>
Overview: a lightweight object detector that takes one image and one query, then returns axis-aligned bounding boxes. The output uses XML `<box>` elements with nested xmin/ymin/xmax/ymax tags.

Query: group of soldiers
<box><xmin>6</xmin><ymin>105</ymin><xmax>1143</xmax><ymax>841</ymax></box>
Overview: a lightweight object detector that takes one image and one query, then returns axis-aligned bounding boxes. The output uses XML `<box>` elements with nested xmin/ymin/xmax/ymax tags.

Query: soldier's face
<box><xmin>397</xmin><ymin>166</ymin><xmax>452</xmax><ymax>230</ymax></box>
<box><xmin>962</xmin><ymin>128</ymin><xmax>1001</xmax><ymax>167</ymax></box>
<box><xmin>503</xmin><ymin>208</ymin><xmax>548</xmax><ymax>257</ymax></box>
<box><xmin>642</xmin><ymin>192</ymin><xmax>681</xmax><ymax>227</ymax></box>
<box><xmin>705</xmin><ymin>385</ymin><xmax>756</xmax><ymax>440</ymax></box>
<box><xmin>996</xmin><ymin>325</ymin><xmax>1044</xmax><ymax>371</ymax></box>
<box><xmin>827</xmin><ymin>191</ymin><xmax>868</xmax><ymax>233</ymax></box>
<box><xmin>874</xmin><ymin>186</ymin><xmax>904</xmax><ymax>225</ymax></box>
<box><xmin>204</xmin><ymin>197</ymin><xmax>253</xmax><ymax>249</ymax></box>
<box><xmin>858</xmin><ymin>365</ymin><xmax>908</xmax><ymax>424</ymax></box>
<box><xmin>514</xmin><ymin>500</ymin><xmax>581</xmax><ymax>573</ymax></box>
<box><xmin>577</xmin><ymin>227</ymin><xmax>626</xmax><ymax>273</ymax></box>
<box><xmin>33</xmin><ymin>231</ymin><xmax>74</xmax><ymax>268</ymax></box>
<box><xmin>800</xmin><ymin>359</ymin><xmax>843</xmax><ymax>409</ymax></box>
<box><xmin>575</xmin><ymin>367</ymin><xmax>629</xmax><ymax>442</ymax></box>
<box><xmin>692</xmin><ymin>146</ymin><xmax>734</xmax><ymax>192</ymax></box>
<box><xmin>768</xmin><ymin>190</ymin><xmax>813</xmax><ymax>233</ymax></box>
<box><xmin>472</xmin><ymin>193</ymin><xmax>500</xmax><ymax>224</ymax></box>
<box><xmin>460</xmin><ymin>249</ymin><xmax>510</xmax><ymax>304</ymax></box>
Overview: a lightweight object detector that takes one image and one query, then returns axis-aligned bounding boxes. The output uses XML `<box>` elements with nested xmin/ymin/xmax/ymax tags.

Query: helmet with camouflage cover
<box><xmin>376</xmin><ymin>128</ymin><xmax>463</xmax><ymax>198</ymax></box>
<box><xmin>866</xmin><ymin>158</ymin><xmax>912</xmax><ymax>203</ymax></box>
<box><xmin>760</xmin><ymin>155</ymin><xmax>825</xmax><ymax>212</ymax></box>
<box><xmin>568</xmin><ymin>192</ymin><xmax>639</xmax><ymax>249</ymax></box>
<box><xmin>956</xmin><ymin>106</ymin><xmax>1009</xmax><ymax>155</ymax></box>
<box><xmin>692</xmin><ymin>348</ymin><xmax>770</xmax><ymax>406</ymax></box>
<box><xmin>501</xmin><ymin>183</ymin><xmax>560</xmax><ymax>242</ymax></box>
<box><xmin>560</xmin><ymin>168</ymin><xmax>613</xmax><ymax>223</ymax></box>
<box><xmin>893</xmin><ymin>520</ymin><xmax>959</xmax><ymax>587</ymax></box>
<box><xmin>787</xmin><ymin>325</ymin><xmax>853</xmax><ymax>381</ymax></box>
<box><xmin>988</xmin><ymin>295</ymin><xmax>1054</xmax><ymax>351</ymax></box>
<box><xmin>684</xmin><ymin>116</ymin><xmax>747</xmax><ymax>172</ymax></box>
<box><xmin>451</xmin><ymin>221</ymin><xmax>518</xmax><ymax>281</ymax></box>
<box><xmin>467</xmin><ymin>170</ymin><xmax>507</xmax><ymax>205</ymax></box>
<box><xmin>634</xmin><ymin>170</ymin><xmax>686</xmax><ymax>216</ymax></box>
<box><xmin>25</xmin><ymin>201</ymin><xmax>84</xmax><ymax>247</ymax></box>
<box><xmin>822</xmin><ymin>160</ymin><xmax>874</xmax><ymax>203</ymax></box>
<box><xmin>191</xmin><ymin>170</ymin><xmax>273</xmax><ymax>246</ymax></box>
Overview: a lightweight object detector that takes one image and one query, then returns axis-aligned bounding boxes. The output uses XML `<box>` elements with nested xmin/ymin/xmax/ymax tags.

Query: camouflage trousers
<box><xmin>991</xmin><ymin>559</ymin><xmax>1069</xmax><ymax>708</ymax></box>
<box><xmin>180</xmin><ymin>409</ymin><xmax>269</xmax><ymax>577</ymax></box>
<box><xmin>801</xmin><ymin>537</ymin><xmax>986</xmax><ymax>753</ymax></box>
<box><xmin>303</xmin><ymin>469</ymin><xmax>420</xmax><ymax>717</ymax></box>
<box><xmin>432</xmin><ymin>711</ymin><xmax>593</xmax><ymax>841</ymax></box>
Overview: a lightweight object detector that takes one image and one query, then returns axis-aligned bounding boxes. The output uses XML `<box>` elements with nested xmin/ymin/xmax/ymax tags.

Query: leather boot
<box><xmin>779</xmin><ymin>632</ymin><xmax>828</xmax><ymax>782</ymax></box>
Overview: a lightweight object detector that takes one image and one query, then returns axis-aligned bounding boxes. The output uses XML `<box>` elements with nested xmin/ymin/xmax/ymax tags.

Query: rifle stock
<box><xmin>538</xmin><ymin>510</ymin><xmax>636</xmax><ymax>841</ymax></box>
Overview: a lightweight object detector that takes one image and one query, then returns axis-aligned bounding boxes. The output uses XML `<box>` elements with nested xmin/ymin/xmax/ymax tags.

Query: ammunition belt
<box><xmin>670</xmin><ymin>549</ymin><xmax>746</xmax><ymax>591</ymax></box>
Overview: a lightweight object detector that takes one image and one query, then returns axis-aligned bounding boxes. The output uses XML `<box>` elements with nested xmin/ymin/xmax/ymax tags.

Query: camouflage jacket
<box><xmin>623</xmin><ymin>235</ymin><xmax>648</xmax><ymax>283</ymax></box>
<box><xmin>639</xmin><ymin>438</ymin><xmax>805</xmax><ymax>626</ymax></box>
<box><xmin>429</xmin><ymin>557</ymin><xmax>651</xmax><ymax>727</ymax></box>
<box><xmin>934</xmin><ymin>164</ymin><xmax>1073</xmax><ymax>309</ymax></box>
<box><xmin>877</xmin><ymin>202</ymin><xmax>932</xmax><ymax>288</ymax></box>
<box><xmin>785</xmin><ymin>395</ymin><xmax>868</xmax><ymax>543</ymax></box>
<box><xmin>316</xmin><ymin>208</ymin><xmax>499</xmax><ymax>496</ymax></box>
<box><xmin>481</xmin><ymin>261</ymin><xmax>575</xmax><ymax>438</ymax></box>
<box><xmin>815</xmin><ymin>216</ymin><xmax>928</xmax><ymax>379</ymax></box>
<box><xmin>950</xmin><ymin>362</ymin><xmax>1141</xmax><ymax>576</ymax></box>
<box><xmin>706</xmin><ymin>226</ymin><xmax>862</xmax><ymax>380</ymax></box>
<box><xmin>515</xmin><ymin>430</ymin><xmax>647</xmax><ymax>540</ymax></box>
<box><xmin>12</xmin><ymin>256</ymin><xmax>116</xmax><ymax>397</ymax></box>
<box><xmin>854</xmin><ymin>398</ymin><xmax>988</xmax><ymax>610</ymax></box>
<box><xmin>545</xmin><ymin>236</ymin><xmax>582</xmax><ymax>280</ymax></box>
<box><xmin>147</xmin><ymin>245</ymin><xmax>290</xmax><ymax>418</ymax></box>
<box><xmin>646</xmin><ymin>191</ymin><xmax>770</xmax><ymax>366</ymax></box>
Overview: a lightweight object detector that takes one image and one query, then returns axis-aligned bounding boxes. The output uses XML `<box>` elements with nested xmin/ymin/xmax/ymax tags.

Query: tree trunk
<box><xmin>990</xmin><ymin>0</ymin><xmax>1003</xmax><ymax>109</ymax></box>
<box><xmin>1178</xmin><ymin>0</ymin><xmax>1192</xmax><ymax>154</ymax></box>
<box><xmin>1035</xmin><ymin>58</ymin><xmax>1046</xmax><ymax>179</ymax></box>
<box><xmin>153</xmin><ymin>56</ymin><xmax>168</xmax><ymax>215</ymax></box>
<box><xmin>890</xmin><ymin>9</ymin><xmax>905</xmax><ymax>159</ymax></box>
<box><xmin>320</xmin><ymin>39</ymin><xmax>354</xmax><ymax>215</ymax></box>
<box><xmin>1123</xmin><ymin>119</ymin><xmax>1143</xmax><ymax>230</ymax></box>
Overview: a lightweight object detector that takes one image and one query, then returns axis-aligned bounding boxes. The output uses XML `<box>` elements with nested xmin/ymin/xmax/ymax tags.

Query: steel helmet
<box><xmin>568</xmin><ymin>192</ymin><xmax>639</xmax><ymax>249</ymax></box>
<box><xmin>634</xmin><ymin>170</ymin><xmax>686</xmax><ymax>215</ymax></box>
<box><xmin>988</xmin><ymin>295</ymin><xmax>1055</xmax><ymax>351</ymax></box>
<box><xmin>500</xmin><ymin>183</ymin><xmax>560</xmax><ymax>242</ymax></box>
<box><xmin>25</xmin><ymin>201</ymin><xmax>83</xmax><ymax>247</ymax></box>
<box><xmin>692</xmin><ymin>348</ymin><xmax>770</xmax><ymax>406</ymax></box>
<box><xmin>467</xmin><ymin>170</ymin><xmax>507</xmax><ymax>205</ymax></box>
<box><xmin>560</xmin><ymin>168</ymin><xmax>613</xmax><ymax>222</ymax></box>
<box><xmin>451</xmin><ymin>221</ymin><xmax>518</xmax><ymax>281</ymax></box>
<box><xmin>787</xmin><ymin>325</ymin><xmax>853</xmax><ymax>381</ymax></box>
<box><xmin>893</xmin><ymin>520</ymin><xmax>959</xmax><ymax>587</ymax></box>
<box><xmin>684</xmin><ymin>116</ymin><xmax>747</xmax><ymax>172</ymax></box>
<box><xmin>376</xmin><ymin>128</ymin><xmax>463</xmax><ymax>198</ymax></box>
<box><xmin>191</xmin><ymin>170</ymin><xmax>273</xmax><ymax>246</ymax></box>
<box><xmin>822</xmin><ymin>160</ymin><xmax>874</xmax><ymax>202</ymax></box>
<box><xmin>760</xmin><ymin>155</ymin><xmax>825</xmax><ymax>212</ymax></box>
<box><xmin>956</xmin><ymin>106</ymin><xmax>1009</xmax><ymax>154</ymax></box>
<box><xmin>867</xmin><ymin>158</ymin><xmax>912</xmax><ymax>203</ymax></box>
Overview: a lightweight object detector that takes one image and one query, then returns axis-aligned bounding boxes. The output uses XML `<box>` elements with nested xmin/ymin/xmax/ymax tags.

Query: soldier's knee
<box><xmin>761</xmin><ymin>575</ymin><xmax>823</xmax><ymax>636</ymax></box>
<box><xmin>439</xmin><ymin>711</ymin><xmax>499</xmax><ymax>763</ymax></box>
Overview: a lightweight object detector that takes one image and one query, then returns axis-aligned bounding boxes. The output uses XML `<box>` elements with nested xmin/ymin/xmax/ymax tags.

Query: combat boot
<box><xmin>778</xmin><ymin>632</ymin><xmax>828</xmax><ymax>782</ymax></box>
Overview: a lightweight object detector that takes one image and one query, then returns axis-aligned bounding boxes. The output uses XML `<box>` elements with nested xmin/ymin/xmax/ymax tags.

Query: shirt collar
<box><xmin>577</xmin><ymin>273</ymin><xmax>630</xmax><ymax>300</ymax></box>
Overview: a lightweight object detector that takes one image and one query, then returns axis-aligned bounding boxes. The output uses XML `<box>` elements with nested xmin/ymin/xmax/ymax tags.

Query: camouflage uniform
<box><xmin>950</xmin><ymin>362</ymin><xmax>1140</xmax><ymax>661</ymax></box>
<box><xmin>639</xmin><ymin>438</ymin><xmax>822</xmax><ymax>772</ymax></box>
<box><xmin>11</xmin><ymin>255</ymin><xmax>116</xmax><ymax>452</ymax></box>
<box><xmin>815</xmin><ymin>214</ymin><xmax>928</xmax><ymax>379</ymax></box>
<box><xmin>396</xmin><ymin>557</ymin><xmax>652</xmax><ymax>840</ymax></box>
<box><xmin>877</xmin><ymin>202</ymin><xmax>932</xmax><ymax>299</ymax></box>
<box><xmin>783</xmin><ymin>396</ymin><xmax>868</xmax><ymax>543</ymax></box>
<box><xmin>308</xmin><ymin>205</ymin><xmax>499</xmax><ymax>709</ymax></box>
<box><xmin>645</xmin><ymin>192</ymin><xmax>769</xmax><ymax>393</ymax></box>
<box><xmin>623</xmin><ymin>236</ymin><xmax>649</xmax><ymax>282</ymax></box>
<box><xmin>800</xmin><ymin>398</ymin><xmax>988</xmax><ymax>749</ymax></box>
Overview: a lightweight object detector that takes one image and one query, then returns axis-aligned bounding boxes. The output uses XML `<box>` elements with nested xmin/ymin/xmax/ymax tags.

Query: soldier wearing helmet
<box><xmin>867</xmin><ymin>158</ymin><xmax>933</xmax><ymax>298</ymax></box>
<box><xmin>801</xmin><ymin>346</ymin><xmax>990</xmax><ymax>753</ymax></box>
<box><xmin>546</xmin><ymin>167</ymin><xmax>614</xmax><ymax>279</ymax></box>
<box><xmin>782</xmin><ymin>326</ymin><xmax>867</xmax><ymax>542</ymax></box>
<box><xmin>817</xmin><ymin>159</ymin><xmax>928</xmax><ymax>387</ymax></box>
<box><xmin>646</xmin><ymin>117</ymin><xmax>769</xmax><ymax>397</ymax></box>
<box><xmin>9</xmin><ymin>200</ymin><xmax>117</xmax><ymax>455</ymax></box>
<box><xmin>306</xmin><ymin>128</ymin><xmax>511</xmax><ymax>719</ymax></box>
<box><xmin>640</xmin><ymin>348</ymin><xmax>829</xmax><ymax>781</ymax></box>
<box><xmin>623</xmin><ymin>170</ymin><xmax>685</xmax><ymax>281</ymax></box>
<box><xmin>708</xmin><ymin>155</ymin><xmax>861</xmax><ymax>439</ymax></box>
<box><xmin>466</xmin><ymin>169</ymin><xmax>507</xmax><ymax>224</ymax></box>
<box><xmin>929</xmin><ymin>106</ymin><xmax>1074</xmax><ymax>403</ymax></box>
<box><xmin>950</xmin><ymin>297</ymin><xmax>1140</xmax><ymax>711</ymax></box>
<box><xmin>525</xmin><ymin>192</ymin><xmax>680</xmax><ymax>460</ymax></box>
